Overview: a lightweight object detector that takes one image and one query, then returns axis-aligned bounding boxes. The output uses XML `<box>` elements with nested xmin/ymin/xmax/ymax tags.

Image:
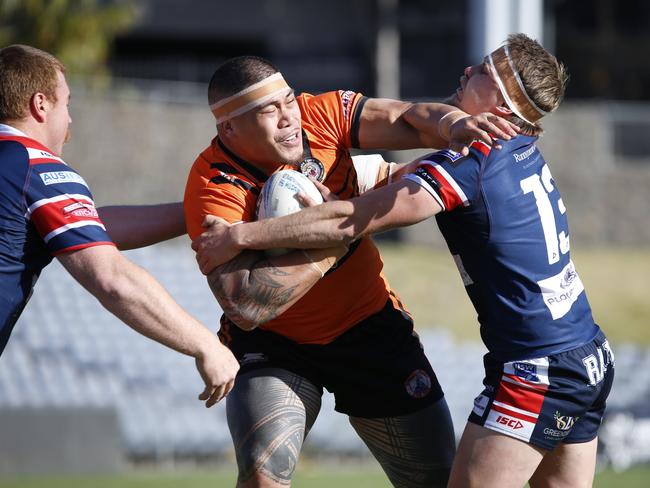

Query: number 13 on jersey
<box><xmin>520</xmin><ymin>164</ymin><xmax>570</xmax><ymax>265</ymax></box>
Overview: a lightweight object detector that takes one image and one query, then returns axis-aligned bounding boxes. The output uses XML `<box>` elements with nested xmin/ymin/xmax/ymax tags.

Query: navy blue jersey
<box><xmin>0</xmin><ymin>125</ymin><xmax>114</xmax><ymax>355</ymax></box>
<box><xmin>404</xmin><ymin>135</ymin><xmax>599</xmax><ymax>361</ymax></box>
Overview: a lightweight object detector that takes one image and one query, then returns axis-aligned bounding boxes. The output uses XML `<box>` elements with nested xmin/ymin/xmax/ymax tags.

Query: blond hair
<box><xmin>0</xmin><ymin>45</ymin><xmax>65</xmax><ymax>122</ymax></box>
<box><xmin>505</xmin><ymin>34</ymin><xmax>569</xmax><ymax>134</ymax></box>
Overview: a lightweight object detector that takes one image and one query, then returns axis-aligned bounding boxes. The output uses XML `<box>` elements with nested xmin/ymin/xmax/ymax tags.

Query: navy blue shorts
<box><xmin>468</xmin><ymin>330</ymin><xmax>615</xmax><ymax>450</ymax></box>
<box><xmin>219</xmin><ymin>299</ymin><xmax>444</xmax><ymax>418</ymax></box>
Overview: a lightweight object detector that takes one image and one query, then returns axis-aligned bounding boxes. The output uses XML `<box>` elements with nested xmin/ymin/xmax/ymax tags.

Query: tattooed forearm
<box><xmin>206</xmin><ymin>250</ymin><xmax>319</xmax><ymax>330</ymax></box>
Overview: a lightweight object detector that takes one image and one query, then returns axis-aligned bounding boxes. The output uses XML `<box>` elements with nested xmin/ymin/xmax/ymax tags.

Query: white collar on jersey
<box><xmin>0</xmin><ymin>123</ymin><xmax>28</xmax><ymax>137</ymax></box>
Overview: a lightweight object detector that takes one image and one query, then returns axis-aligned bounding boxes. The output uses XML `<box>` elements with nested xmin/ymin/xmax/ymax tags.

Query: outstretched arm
<box><xmin>98</xmin><ymin>202</ymin><xmax>185</xmax><ymax>250</ymax></box>
<box><xmin>193</xmin><ymin>179</ymin><xmax>441</xmax><ymax>274</ymax></box>
<box><xmin>237</xmin><ymin>179</ymin><xmax>439</xmax><ymax>247</ymax></box>
<box><xmin>57</xmin><ymin>244</ymin><xmax>239</xmax><ymax>407</ymax></box>
<box><xmin>206</xmin><ymin>246</ymin><xmax>346</xmax><ymax>330</ymax></box>
<box><xmin>357</xmin><ymin>98</ymin><xmax>518</xmax><ymax>154</ymax></box>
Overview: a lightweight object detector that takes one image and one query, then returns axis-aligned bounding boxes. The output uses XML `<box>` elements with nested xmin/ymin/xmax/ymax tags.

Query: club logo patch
<box><xmin>513</xmin><ymin>362</ymin><xmax>539</xmax><ymax>382</ymax></box>
<box><xmin>404</xmin><ymin>369</ymin><xmax>432</xmax><ymax>399</ymax></box>
<box><xmin>300</xmin><ymin>157</ymin><xmax>325</xmax><ymax>182</ymax></box>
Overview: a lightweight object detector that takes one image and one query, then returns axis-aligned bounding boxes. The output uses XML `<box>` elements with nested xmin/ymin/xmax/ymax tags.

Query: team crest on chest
<box><xmin>300</xmin><ymin>157</ymin><xmax>325</xmax><ymax>182</ymax></box>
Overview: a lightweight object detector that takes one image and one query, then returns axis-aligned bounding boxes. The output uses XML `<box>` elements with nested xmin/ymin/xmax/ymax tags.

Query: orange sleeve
<box><xmin>298</xmin><ymin>90</ymin><xmax>366</xmax><ymax>149</ymax></box>
<box><xmin>183</xmin><ymin>160</ymin><xmax>256</xmax><ymax>240</ymax></box>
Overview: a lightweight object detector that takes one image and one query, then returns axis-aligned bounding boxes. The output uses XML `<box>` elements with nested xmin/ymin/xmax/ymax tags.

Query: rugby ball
<box><xmin>256</xmin><ymin>169</ymin><xmax>324</xmax><ymax>255</ymax></box>
<box><xmin>256</xmin><ymin>169</ymin><xmax>324</xmax><ymax>220</ymax></box>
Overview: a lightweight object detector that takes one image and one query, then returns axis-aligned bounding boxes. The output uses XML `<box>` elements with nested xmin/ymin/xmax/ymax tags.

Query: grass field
<box><xmin>1</xmin><ymin>465</ymin><xmax>649</xmax><ymax>488</ymax></box>
<box><xmin>377</xmin><ymin>243</ymin><xmax>650</xmax><ymax>345</ymax></box>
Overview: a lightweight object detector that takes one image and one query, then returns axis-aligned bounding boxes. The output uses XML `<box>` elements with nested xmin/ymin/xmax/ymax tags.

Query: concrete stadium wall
<box><xmin>0</xmin><ymin>408</ymin><xmax>124</xmax><ymax>476</ymax></box>
<box><xmin>64</xmin><ymin>84</ymin><xmax>650</xmax><ymax>246</ymax></box>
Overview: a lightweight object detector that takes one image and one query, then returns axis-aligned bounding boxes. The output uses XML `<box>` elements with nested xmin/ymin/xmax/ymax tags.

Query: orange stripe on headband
<box><xmin>488</xmin><ymin>45</ymin><xmax>546</xmax><ymax>125</ymax></box>
<box><xmin>210</xmin><ymin>73</ymin><xmax>290</xmax><ymax>123</ymax></box>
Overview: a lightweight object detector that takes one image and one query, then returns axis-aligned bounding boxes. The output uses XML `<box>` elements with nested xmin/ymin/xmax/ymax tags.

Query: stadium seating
<box><xmin>0</xmin><ymin>242</ymin><xmax>648</xmax><ymax>467</ymax></box>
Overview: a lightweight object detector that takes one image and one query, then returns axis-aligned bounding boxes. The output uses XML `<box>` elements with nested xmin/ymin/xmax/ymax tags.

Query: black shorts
<box><xmin>220</xmin><ymin>300</ymin><xmax>444</xmax><ymax>418</ymax></box>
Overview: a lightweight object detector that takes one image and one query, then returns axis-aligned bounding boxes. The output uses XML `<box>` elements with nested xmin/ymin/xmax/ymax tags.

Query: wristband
<box><xmin>438</xmin><ymin>110</ymin><xmax>469</xmax><ymax>141</ymax></box>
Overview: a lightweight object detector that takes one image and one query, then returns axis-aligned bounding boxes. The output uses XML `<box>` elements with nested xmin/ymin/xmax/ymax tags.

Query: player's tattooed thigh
<box><xmin>349</xmin><ymin>398</ymin><xmax>455</xmax><ymax>488</ymax></box>
<box><xmin>228</xmin><ymin>369</ymin><xmax>322</xmax><ymax>484</ymax></box>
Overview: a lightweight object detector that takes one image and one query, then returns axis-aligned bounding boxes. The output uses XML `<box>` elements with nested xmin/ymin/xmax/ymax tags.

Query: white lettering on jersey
<box><xmin>537</xmin><ymin>260</ymin><xmax>585</xmax><ymax>319</ymax></box>
<box><xmin>513</xmin><ymin>145</ymin><xmax>536</xmax><ymax>163</ymax></box>
<box><xmin>520</xmin><ymin>164</ymin><xmax>568</xmax><ymax>265</ymax></box>
<box><xmin>26</xmin><ymin>147</ymin><xmax>65</xmax><ymax>164</ymax></box>
<box><xmin>39</xmin><ymin>171</ymin><xmax>88</xmax><ymax>187</ymax></box>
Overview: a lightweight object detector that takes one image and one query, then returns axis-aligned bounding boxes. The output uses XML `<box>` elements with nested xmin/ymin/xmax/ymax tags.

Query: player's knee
<box><xmin>236</xmin><ymin>442</ymin><xmax>299</xmax><ymax>486</ymax></box>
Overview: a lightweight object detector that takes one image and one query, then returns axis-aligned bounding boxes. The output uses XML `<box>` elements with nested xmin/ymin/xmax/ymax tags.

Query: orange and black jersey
<box><xmin>184</xmin><ymin>90</ymin><xmax>407</xmax><ymax>344</ymax></box>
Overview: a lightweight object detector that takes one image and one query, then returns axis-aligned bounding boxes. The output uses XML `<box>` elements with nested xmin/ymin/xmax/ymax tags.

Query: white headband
<box><xmin>210</xmin><ymin>72</ymin><xmax>291</xmax><ymax>123</ymax></box>
<box><xmin>487</xmin><ymin>45</ymin><xmax>547</xmax><ymax>125</ymax></box>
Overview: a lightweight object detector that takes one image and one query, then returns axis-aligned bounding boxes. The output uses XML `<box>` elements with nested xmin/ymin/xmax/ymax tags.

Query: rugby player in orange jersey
<box><xmin>184</xmin><ymin>56</ymin><xmax>517</xmax><ymax>488</ymax></box>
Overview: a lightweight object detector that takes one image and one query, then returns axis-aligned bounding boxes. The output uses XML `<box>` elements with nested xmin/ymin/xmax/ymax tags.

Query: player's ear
<box><xmin>218</xmin><ymin>120</ymin><xmax>235</xmax><ymax>136</ymax></box>
<box><xmin>30</xmin><ymin>92</ymin><xmax>48</xmax><ymax>123</ymax></box>
<box><xmin>494</xmin><ymin>104</ymin><xmax>513</xmax><ymax>117</ymax></box>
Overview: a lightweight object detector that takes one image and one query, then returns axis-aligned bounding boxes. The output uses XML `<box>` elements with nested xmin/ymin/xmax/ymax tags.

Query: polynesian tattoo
<box><xmin>349</xmin><ymin>398</ymin><xmax>456</xmax><ymax>487</ymax></box>
<box><xmin>227</xmin><ymin>369</ymin><xmax>322</xmax><ymax>485</ymax></box>
<box><xmin>207</xmin><ymin>250</ymin><xmax>316</xmax><ymax>328</ymax></box>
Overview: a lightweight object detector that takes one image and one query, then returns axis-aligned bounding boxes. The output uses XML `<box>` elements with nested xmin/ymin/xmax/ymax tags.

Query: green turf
<box><xmin>377</xmin><ymin>243</ymin><xmax>650</xmax><ymax>345</ymax></box>
<box><xmin>0</xmin><ymin>465</ymin><xmax>648</xmax><ymax>488</ymax></box>
<box><xmin>0</xmin><ymin>468</ymin><xmax>390</xmax><ymax>488</ymax></box>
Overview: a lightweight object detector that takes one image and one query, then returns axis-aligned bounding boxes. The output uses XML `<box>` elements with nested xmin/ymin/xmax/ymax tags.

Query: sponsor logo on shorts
<box><xmin>543</xmin><ymin>411</ymin><xmax>578</xmax><ymax>440</ymax></box>
<box><xmin>472</xmin><ymin>394</ymin><xmax>489</xmax><ymax>417</ymax></box>
<box><xmin>496</xmin><ymin>415</ymin><xmax>524</xmax><ymax>429</ymax></box>
<box><xmin>504</xmin><ymin>357</ymin><xmax>550</xmax><ymax>386</ymax></box>
<box><xmin>543</xmin><ymin>427</ymin><xmax>569</xmax><ymax>439</ymax></box>
<box><xmin>62</xmin><ymin>201</ymin><xmax>98</xmax><ymax>218</ymax></box>
<box><xmin>240</xmin><ymin>352</ymin><xmax>268</xmax><ymax>366</ymax></box>
<box><xmin>404</xmin><ymin>369</ymin><xmax>431</xmax><ymax>399</ymax></box>
<box><xmin>485</xmin><ymin>409</ymin><xmax>536</xmax><ymax>442</ymax></box>
<box><xmin>300</xmin><ymin>157</ymin><xmax>325</xmax><ymax>182</ymax></box>
<box><xmin>513</xmin><ymin>362</ymin><xmax>539</xmax><ymax>382</ymax></box>
<box><xmin>554</xmin><ymin>411</ymin><xmax>578</xmax><ymax>431</ymax></box>
<box><xmin>40</xmin><ymin>171</ymin><xmax>88</xmax><ymax>187</ymax></box>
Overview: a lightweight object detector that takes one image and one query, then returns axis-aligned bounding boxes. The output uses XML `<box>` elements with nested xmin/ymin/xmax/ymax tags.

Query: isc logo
<box><xmin>496</xmin><ymin>415</ymin><xmax>523</xmax><ymax>429</ymax></box>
